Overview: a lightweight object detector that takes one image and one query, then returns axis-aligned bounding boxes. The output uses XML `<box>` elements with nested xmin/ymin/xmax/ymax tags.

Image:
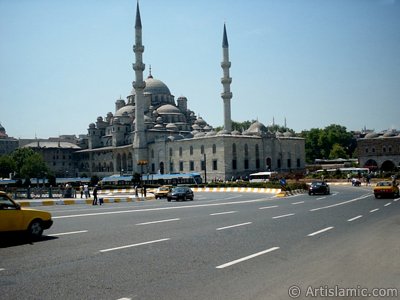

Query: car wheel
<box><xmin>28</xmin><ymin>219</ymin><xmax>44</xmax><ymax>239</ymax></box>
<box><xmin>183</xmin><ymin>195</ymin><xmax>187</xmax><ymax>201</ymax></box>
<box><xmin>167</xmin><ymin>198</ymin><xmax>171</xmax><ymax>202</ymax></box>
<box><xmin>374</xmin><ymin>194</ymin><xmax>380</xmax><ymax>199</ymax></box>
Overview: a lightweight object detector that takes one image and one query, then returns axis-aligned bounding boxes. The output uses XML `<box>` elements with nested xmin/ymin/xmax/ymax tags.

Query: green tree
<box><xmin>10</xmin><ymin>148</ymin><xmax>49</xmax><ymax>179</ymax></box>
<box><xmin>0</xmin><ymin>155</ymin><xmax>16</xmax><ymax>178</ymax></box>
<box><xmin>329</xmin><ymin>143</ymin><xmax>348</xmax><ymax>159</ymax></box>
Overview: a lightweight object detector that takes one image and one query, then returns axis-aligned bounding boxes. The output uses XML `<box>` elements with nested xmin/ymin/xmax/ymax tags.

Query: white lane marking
<box><xmin>210</xmin><ymin>211</ymin><xmax>237</xmax><ymax>216</ymax></box>
<box><xmin>216</xmin><ymin>222</ymin><xmax>252</xmax><ymax>231</ymax></box>
<box><xmin>216</xmin><ymin>247</ymin><xmax>280</xmax><ymax>269</ymax></box>
<box><xmin>310</xmin><ymin>194</ymin><xmax>370</xmax><ymax>212</ymax></box>
<box><xmin>47</xmin><ymin>230</ymin><xmax>88</xmax><ymax>236</ymax></box>
<box><xmin>394</xmin><ymin>198</ymin><xmax>399</xmax><ymax>202</ymax></box>
<box><xmin>384</xmin><ymin>202</ymin><xmax>392</xmax><ymax>207</ymax></box>
<box><xmin>100</xmin><ymin>238</ymin><xmax>170</xmax><ymax>253</ymax></box>
<box><xmin>291</xmin><ymin>201</ymin><xmax>304</xmax><ymax>205</ymax></box>
<box><xmin>135</xmin><ymin>218</ymin><xmax>180</xmax><ymax>226</ymax></box>
<box><xmin>272</xmin><ymin>213</ymin><xmax>295</xmax><ymax>219</ymax></box>
<box><xmin>0</xmin><ymin>268</ymin><xmax>5</xmax><ymax>272</ymax></box>
<box><xmin>259</xmin><ymin>205</ymin><xmax>278</xmax><ymax>210</ymax></box>
<box><xmin>347</xmin><ymin>215</ymin><xmax>363</xmax><ymax>222</ymax></box>
<box><xmin>316</xmin><ymin>197</ymin><xmax>326</xmax><ymax>200</ymax></box>
<box><xmin>53</xmin><ymin>198</ymin><xmax>273</xmax><ymax>219</ymax></box>
<box><xmin>307</xmin><ymin>226</ymin><xmax>334</xmax><ymax>237</ymax></box>
<box><xmin>369</xmin><ymin>208</ymin><xmax>379</xmax><ymax>213</ymax></box>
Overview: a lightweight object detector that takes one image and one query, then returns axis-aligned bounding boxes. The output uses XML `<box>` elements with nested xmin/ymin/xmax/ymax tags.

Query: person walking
<box><xmin>84</xmin><ymin>184</ymin><xmax>89</xmax><ymax>198</ymax></box>
<box><xmin>92</xmin><ymin>185</ymin><xmax>98</xmax><ymax>205</ymax></box>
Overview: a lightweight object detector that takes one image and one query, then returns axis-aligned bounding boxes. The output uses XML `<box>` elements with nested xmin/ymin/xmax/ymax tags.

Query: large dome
<box><xmin>131</xmin><ymin>75</ymin><xmax>171</xmax><ymax>96</ymax></box>
<box><xmin>157</xmin><ymin>104</ymin><xmax>181</xmax><ymax>115</ymax></box>
<box><xmin>115</xmin><ymin>104</ymin><xmax>135</xmax><ymax>117</ymax></box>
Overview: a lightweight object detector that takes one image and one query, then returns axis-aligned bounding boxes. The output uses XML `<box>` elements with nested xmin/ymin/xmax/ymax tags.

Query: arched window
<box><xmin>201</xmin><ymin>145</ymin><xmax>204</xmax><ymax>154</ymax></box>
<box><xmin>151</xmin><ymin>149</ymin><xmax>154</xmax><ymax>158</ymax></box>
<box><xmin>212</xmin><ymin>144</ymin><xmax>216</xmax><ymax>154</ymax></box>
<box><xmin>169</xmin><ymin>148</ymin><xmax>173</xmax><ymax>157</ymax></box>
<box><xmin>179</xmin><ymin>147</ymin><xmax>183</xmax><ymax>157</ymax></box>
<box><xmin>190</xmin><ymin>146</ymin><xmax>193</xmax><ymax>156</ymax></box>
<box><xmin>244</xmin><ymin>144</ymin><xmax>249</xmax><ymax>157</ymax></box>
<box><xmin>232</xmin><ymin>143</ymin><xmax>237</xmax><ymax>157</ymax></box>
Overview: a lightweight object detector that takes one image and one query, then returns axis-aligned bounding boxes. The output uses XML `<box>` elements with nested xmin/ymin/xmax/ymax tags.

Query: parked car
<box><xmin>0</xmin><ymin>191</ymin><xmax>53</xmax><ymax>239</ymax></box>
<box><xmin>308</xmin><ymin>181</ymin><xmax>330</xmax><ymax>195</ymax></box>
<box><xmin>373</xmin><ymin>181</ymin><xmax>399</xmax><ymax>199</ymax></box>
<box><xmin>154</xmin><ymin>185</ymin><xmax>172</xmax><ymax>199</ymax></box>
<box><xmin>167</xmin><ymin>186</ymin><xmax>194</xmax><ymax>202</ymax></box>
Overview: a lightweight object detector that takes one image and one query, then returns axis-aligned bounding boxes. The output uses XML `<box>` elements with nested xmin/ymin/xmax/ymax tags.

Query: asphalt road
<box><xmin>1</xmin><ymin>185</ymin><xmax>399</xmax><ymax>300</ymax></box>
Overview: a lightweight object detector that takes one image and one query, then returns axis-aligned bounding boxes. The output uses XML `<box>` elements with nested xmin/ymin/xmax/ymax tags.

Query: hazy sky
<box><xmin>1</xmin><ymin>0</ymin><xmax>399</xmax><ymax>139</ymax></box>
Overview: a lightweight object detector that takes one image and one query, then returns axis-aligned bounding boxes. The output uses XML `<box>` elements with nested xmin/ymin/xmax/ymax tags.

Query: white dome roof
<box><xmin>131</xmin><ymin>76</ymin><xmax>171</xmax><ymax>96</ymax></box>
<box><xmin>157</xmin><ymin>104</ymin><xmax>182</xmax><ymax>115</ymax></box>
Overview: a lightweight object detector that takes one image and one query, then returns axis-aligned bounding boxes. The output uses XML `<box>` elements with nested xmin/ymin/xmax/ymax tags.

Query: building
<box><xmin>0</xmin><ymin>123</ymin><xmax>18</xmax><ymax>155</ymax></box>
<box><xmin>357</xmin><ymin>129</ymin><xmax>400</xmax><ymax>171</ymax></box>
<box><xmin>73</xmin><ymin>3</ymin><xmax>305</xmax><ymax>182</ymax></box>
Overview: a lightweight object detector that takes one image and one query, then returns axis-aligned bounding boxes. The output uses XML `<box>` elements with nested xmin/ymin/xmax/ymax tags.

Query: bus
<box><xmin>249</xmin><ymin>171</ymin><xmax>278</xmax><ymax>183</ymax></box>
<box><xmin>100</xmin><ymin>172</ymin><xmax>202</xmax><ymax>186</ymax></box>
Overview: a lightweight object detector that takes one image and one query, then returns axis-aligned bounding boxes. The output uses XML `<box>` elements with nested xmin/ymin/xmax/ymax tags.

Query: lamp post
<box><xmin>203</xmin><ymin>153</ymin><xmax>207</xmax><ymax>184</ymax></box>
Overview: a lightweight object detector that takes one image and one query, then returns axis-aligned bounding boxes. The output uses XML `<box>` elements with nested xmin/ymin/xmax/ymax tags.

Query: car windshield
<box><xmin>173</xmin><ymin>188</ymin><xmax>186</xmax><ymax>192</ymax></box>
<box><xmin>377</xmin><ymin>182</ymin><xmax>391</xmax><ymax>187</ymax></box>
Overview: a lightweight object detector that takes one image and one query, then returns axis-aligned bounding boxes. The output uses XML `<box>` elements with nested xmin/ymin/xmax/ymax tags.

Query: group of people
<box><xmin>79</xmin><ymin>184</ymin><xmax>102</xmax><ymax>205</ymax></box>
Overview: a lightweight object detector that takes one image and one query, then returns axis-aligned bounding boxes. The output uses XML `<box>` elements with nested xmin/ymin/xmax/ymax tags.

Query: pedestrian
<box><xmin>80</xmin><ymin>185</ymin><xmax>84</xmax><ymax>198</ymax></box>
<box><xmin>92</xmin><ymin>185</ymin><xmax>98</xmax><ymax>205</ymax></box>
<box><xmin>84</xmin><ymin>184</ymin><xmax>89</xmax><ymax>198</ymax></box>
<box><xmin>143</xmin><ymin>185</ymin><xmax>147</xmax><ymax>197</ymax></box>
<box><xmin>135</xmin><ymin>185</ymin><xmax>138</xmax><ymax>197</ymax></box>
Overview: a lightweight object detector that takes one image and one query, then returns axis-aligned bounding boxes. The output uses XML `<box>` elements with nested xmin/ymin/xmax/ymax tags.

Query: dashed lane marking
<box><xmin>369</xmin><ymin>208</ymin><xmax>379</xmax><ymax>213</ymax></box>
<box><xmin>216</xmin><ymin>247</ymin><xmax>280</xmax><ymax>269</ymax></box>
<box><xmin>100</xmin><ymin>238</ymin><xmax>170</xmax><ymax>253</ymax></box>
<box><xmin>347</xmin><ymin>215</ymin><xmax>363</xmax><ymax>222</ymax></box>
<box><xmin>291</xmin><ymin>201</ymin><xmax>304</xmax><ymax>205</ymax></box>
<box><xmin>384</xmin><ymin>202</ymin><xmax>392</xmax><ymax>207</ymax></box>
<box><xmin>210</xmin><ymin>211</ymin><xmax>237</xmax><ymax>216</ymax></box>
<box><xmin>307</xmin><ymin>226</ymin><xmax>334</xmax><ymax>237</ymax></box>
<box><xmin>135</xmin><ymin>218</ymin><xmax>180</xmax><ymax>226</ymax></box>
<box><xmin>216</xmin><ymin>222</ymin><xmax>252</xmax><ymax>231</ymax></box>
<box><xmin>47</xmin><ymin>230</ymin><xmax>88</xmax><ymax>236</ymax></box>
<box><xmin>310</xmin><ymin>194</ymin><xmax>370</xmax><ymax>212</ymax></box>
<box><xmin>272</xmin><ymin>213</ymin><xmax>295</xmax><ymax>219</ymax></box>
<box><xmin>259</xmin><ymin>205</ymin><xmax>278</xmax><ymax>210</ymax></box>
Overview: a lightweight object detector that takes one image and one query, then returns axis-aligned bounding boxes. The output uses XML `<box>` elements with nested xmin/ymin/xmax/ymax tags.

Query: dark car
<box><xmin>308</xmin><ymin>181</ymin><xmax>330</xmax><ymax>195</ymax></box>
<box><xmin>167</xmin><ymin>187</ymin><xmax>194</xmax><ymax>202</ymax></box>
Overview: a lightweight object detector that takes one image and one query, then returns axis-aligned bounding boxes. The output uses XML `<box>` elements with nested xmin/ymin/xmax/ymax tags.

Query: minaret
<box><xmin>221</xmin><ymin>23</ymin><xmax>232</xmax><ymax>132</ymax></box>
<box><xmin>132</xmin><ymin>2</ymin><xmax>148</xmax><ymax>169</ymax></box>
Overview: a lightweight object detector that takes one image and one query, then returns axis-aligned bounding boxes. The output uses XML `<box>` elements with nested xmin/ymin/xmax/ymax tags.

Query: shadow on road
<box><xmin>0</xmin><ymin>234</ymin><xmax>58</xmax><ymax>248</ymax></box>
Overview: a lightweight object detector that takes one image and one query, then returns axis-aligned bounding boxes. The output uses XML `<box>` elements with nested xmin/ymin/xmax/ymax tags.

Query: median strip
<box><xmin>100</xmin><ymin>238</ymin><xmax>170</xmax><ymax>253</ymax></box>
<box><xmin>216</xmin><ymin>247</ymin><xmax>280</xmax><ymax>269</ymax></box>
<box><xmin>216</xmin><ymin>222</ymin><xmax>252</xmax><ymax>231</ymax></box>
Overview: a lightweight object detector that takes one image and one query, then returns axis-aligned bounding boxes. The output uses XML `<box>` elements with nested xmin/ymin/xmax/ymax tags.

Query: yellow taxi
<box><xmin>154</xmin><ymin>185</ymin><xmax>172</xmax><ymax>199</ymax></box>
<box><xmin>0</xmin><ymin>191</ymin><xmax>53</xmax><ymax>238</ymax></box>
<box><xmin>373</xmin><ymin>181</ymin><xmax>399</xmax><ymax>199</ymax></box>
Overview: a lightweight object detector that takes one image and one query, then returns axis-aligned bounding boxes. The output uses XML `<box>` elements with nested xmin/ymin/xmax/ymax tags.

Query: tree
<box><xmin>300</xmin><ymin>124</ymin><xmax>356</xmax><ymax>163</ymax></box>
<box><xmin>10</xmin><ymin>148</ymin><xmax>49</xmax><ymax>179</ymax></box>
<box><xmin>0</xmin><ymin>155</ymin><xmax>16</xmax><ymax>178</ymax></box>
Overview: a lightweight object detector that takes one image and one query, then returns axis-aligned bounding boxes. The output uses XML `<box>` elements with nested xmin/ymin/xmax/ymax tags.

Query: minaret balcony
<box><xmin>221</xmin><ymin>77</ymin><xmax>232</xmax><ymax>84</ymax></box>
<box><xmin>221</xmin><ymin>92</ymin><xmax>233</xmax><ymax>99</ymax></box>
<box><xmin>133</xmin><ymin>45</ymin><xmax>144</xmax><ymax>53</ymax></box>
<box><xmin>132</xmin><ymin>81</ymin><xmax>146</xmax><ymax>89</ymax></box>
<box><xmin>221</xmin><ymin>61</ymin><xmax>231</xmax><ymax>68</ymax></box>
<box><xmin>132</xmin><ymin>62</ymin><xmax>145</xmax><ymax>71</ymax></box>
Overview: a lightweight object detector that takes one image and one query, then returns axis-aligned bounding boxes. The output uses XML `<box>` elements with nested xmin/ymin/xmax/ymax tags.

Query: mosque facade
<box><xmin>74</xmin><ymin>3</ymin><xmax>306</xmax><ymax>181</ymax></box>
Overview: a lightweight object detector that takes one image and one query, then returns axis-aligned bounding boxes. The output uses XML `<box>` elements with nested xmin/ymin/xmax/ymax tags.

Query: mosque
<box><xmin>74</xmin><ymin>2</ymin><xmax>305</xmax><ymax>181</ymax></box>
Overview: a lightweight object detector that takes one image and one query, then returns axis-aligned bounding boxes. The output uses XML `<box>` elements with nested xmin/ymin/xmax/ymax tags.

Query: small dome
<box><xmin>192</xmin><ymin>124</ymin><xmax>201</xmax><ymax>130</ymax></box>
<box><xmin>194</xmin><ymin>132</ymin><xmax>206</xmax><ymax>138</ymax></box>
<box><xmin>153</xmin><ymin>124</ymin><xmax>165</xmax><ymax>130</ymax></box>
<box><xmin>89</xmin><ymin>123</ymin><xmax>96</xmax><ymax>129</ymax></box>
<box><xmin>247</xmin><ymin>121</ymin><xmax>266</xmax><ymax>135</ymax></box>
<box><xmin>203</xmin><ymin>125</ymin><xmax>212</xmax><ymax>131</ymax></box>
<box><xmin>383</xmin><ymin>130</ymin><xmax>396</xmax><ymax>137</ymax></box>
<box><xmin>231</xmin><ymin>130</ymin><xmax>241</xmax><ymax>135</ymax></box>
<box><xmin>166</xmin><ymin>123</ymin><xmax>178</xmax><ymax>131</ymax></box>
<box><xmin>144</xmin><ymin>115</ymin><xmax>153</xmax><ymax>123</ymax></box>
<box><xmin>157</xmin><ymin>104</ymin><xmax>182</xmax><ymax>115</ymax></box>
<box><xmin>217</xmin><ymin>130</ymin><xmax>231</xmax><ymax>135</ymax></box>
<box><xmin>364</xmin><ymin>132</ymin><xmax>379</xmax><ymax>139</ymax></box>
<box><xmin>115</xmin><ymin>104</ymin><xmax>135</xmax><ymax>117</ymax></box>
<box><xmin>156</xmin><ymin>116</ymin><xmax>163</xmax><ymax>124</ymax></box>
<box><xmin>195</xmin><ymin>117</ymin><xmax>207</xmax><ymax>126</ymax></box>
<box><xmin>206</xmin><ymin>131</ymin><xmax>216</xmax><ymax>137</ymax></box>
<box><xmin>283</xmin><ymin>131</ymin><xmax>294</xmax><ymax>137</ymax></box>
